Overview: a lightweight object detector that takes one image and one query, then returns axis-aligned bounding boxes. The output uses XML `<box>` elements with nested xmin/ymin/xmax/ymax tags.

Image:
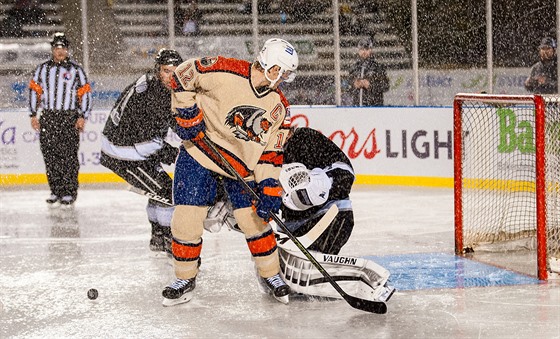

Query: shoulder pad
<box><xmin>195</xmin><ymin>56</ymin><xmax>251</xmax><ymax>78</ymax></box>
<box><xmin>134</xmin><ymin>74</ymin><xmax>148</xmax><ymax>93</ymax></box>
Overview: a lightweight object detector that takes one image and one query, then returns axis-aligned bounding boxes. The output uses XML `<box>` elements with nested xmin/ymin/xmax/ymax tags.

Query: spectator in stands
<box><xmin>524</xmin><ymin>37</ymin><xmax>558</xmax><ymax>94</ymax></box>
<box><xmin>165</xmin><ymin>0</ymin><xmax>201</xmax><ymax>36</ymax></box>
<box><xmin>238</xmin><ymin>0</ymin><xmax>274</xmax><ymax>15</ymax></box>
<box><xmin>179</xmin><ymin>0</ymin><xmax>202</xmax><ymax>36</ymax></box>
<box><xmin>348</xmin><ymin>37</ymin><xmax>390</xmax><ymax>106</ymax></box>
<box><xmin>0</xmin><ymin>0</ymin><xmax>46</xmax><ymax>38</ymax></box>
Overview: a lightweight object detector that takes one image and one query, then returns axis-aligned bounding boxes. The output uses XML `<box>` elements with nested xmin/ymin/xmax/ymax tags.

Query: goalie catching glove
<box><xmin>254</xmin><ymin>178</ymin><xmax>283</xmax><ymax>221</ymax></box>
<box><xmin>279</xmin><ymin>163</ymin><xmax>333</xmax><ymax>211</ymax></box>
<box><xmin>174</xmin><ymin>103</ymin><xmax>205</xmax><ymax>140</ymax></box>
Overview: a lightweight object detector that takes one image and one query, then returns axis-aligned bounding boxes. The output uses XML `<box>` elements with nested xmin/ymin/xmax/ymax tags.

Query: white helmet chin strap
<box><xmin>264</xmin><ymin>69</ymin><xmax>282</xmax><ymax>88</ymax></box>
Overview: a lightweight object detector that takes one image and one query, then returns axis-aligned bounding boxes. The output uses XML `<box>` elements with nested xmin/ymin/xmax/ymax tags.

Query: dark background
<box><xmin>385</xmin><ymin>0</ymin><xmax>556</xmax><ymax>68</ymax></box>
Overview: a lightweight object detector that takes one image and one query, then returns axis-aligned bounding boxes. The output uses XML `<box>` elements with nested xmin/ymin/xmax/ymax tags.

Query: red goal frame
<box><xmin>453</xmin><ymin>93</ymin><xmax>548</xmax><ymax>280</ymax></box>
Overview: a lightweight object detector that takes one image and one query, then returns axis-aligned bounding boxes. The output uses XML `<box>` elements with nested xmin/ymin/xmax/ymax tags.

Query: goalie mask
<box><xmin>279</xmin><ymin>163</ymin><xmax>332</xmax><ymax>211</ymax></box>
<box><xmin>257</xmin><ymin>38</ymin><xmax>298</xmax><ymax>88</ymax></box>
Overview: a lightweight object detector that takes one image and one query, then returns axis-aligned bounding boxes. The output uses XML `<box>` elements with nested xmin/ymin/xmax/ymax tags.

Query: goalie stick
<box><xmin>201</xmin><ymin>135</ymin><xmax>387</xmax><ymax>314</ymax></box>
<box><xmin>274</xmin><ymin>204</ymin><xmax>339</xmax><ymax>250</ymax></box>
<box><xmin>126</xmin><ymin>185</ymin><xmax>173</xmax><ymax>206</ymax></box>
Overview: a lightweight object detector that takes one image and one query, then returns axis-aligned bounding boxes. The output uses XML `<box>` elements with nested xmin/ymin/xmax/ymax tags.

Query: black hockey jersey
<box><xmin>101</xmin><ymin>72</ymin><xmax>176</xmax><ymax>161</ymax></box>
<box><xmin>282</xmin><ymin>127</ymin><xmax>355</xmax><ymax>221</ymax></box>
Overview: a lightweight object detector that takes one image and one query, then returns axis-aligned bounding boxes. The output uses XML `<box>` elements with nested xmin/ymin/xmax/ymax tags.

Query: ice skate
<box><xmin>260</xmin><ymin>273</ymin><xmax>290</xmax><ymax>304</ymax></box>
<box><xmin>162</xmin><ymin>278</ymin><xmax>196</xmax><ymax>306</ymax></box>
<box><xmin>46</xmin><ymin>194</ymin><xmax>60</xmax><ymax>208</ymax></box>
<box><xmin>149</xmin><ymin>222</ymin><xmax>167</xmax><ymax>253</ymax></box>
<box><xmin>60</xmin><ymin>196</ymin><xmax>75</xmax><ymax>209</ymax></box>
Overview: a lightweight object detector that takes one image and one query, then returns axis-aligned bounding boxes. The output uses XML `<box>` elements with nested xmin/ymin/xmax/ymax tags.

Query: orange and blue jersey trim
<box><xmin>258</xmin><ymin>151</ymin><xmax>283</xmax><ymax>168</ymax></box>
<box><xmin>246</xmin><ymin>228</ymin><xmax>277</xmax><ymax>257</ymax></box>
<box><xmin>194</xmin><ymin>138</ymin><xmax>251</xmax><ymax>178</ymax></box>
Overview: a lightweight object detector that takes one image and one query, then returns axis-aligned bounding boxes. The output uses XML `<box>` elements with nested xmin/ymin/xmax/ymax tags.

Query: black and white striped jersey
<box><xmin>28</xmin><ymin>58</ymin><xmax>92</xmax><ymax>118</ymax></box>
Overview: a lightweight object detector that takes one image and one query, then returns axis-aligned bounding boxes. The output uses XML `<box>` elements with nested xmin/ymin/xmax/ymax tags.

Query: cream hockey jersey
<box><xmin>172</xmin><ymin>56</ymin><xmax>291</xmax><ymax>183</ymax></box>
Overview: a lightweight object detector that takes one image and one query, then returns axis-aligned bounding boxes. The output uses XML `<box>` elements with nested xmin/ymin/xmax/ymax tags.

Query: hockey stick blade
<box><xmin>200</xmin><ymin>135</ymin><xmax>387</xmax><ymax>314</ymax></box>
<box><xmin>126</xmin><ymin>185</ymin><xmax>173</xmax><ymax>206</ymax></box>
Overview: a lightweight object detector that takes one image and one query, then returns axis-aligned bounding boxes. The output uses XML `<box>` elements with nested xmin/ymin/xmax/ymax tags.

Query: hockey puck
<box><xmin>87</xmin><ymin>288</ymin><xmax>98</xmax><ymax>300</ymax></box>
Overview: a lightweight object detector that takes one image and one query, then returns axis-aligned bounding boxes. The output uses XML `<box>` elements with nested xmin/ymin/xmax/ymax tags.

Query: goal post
<box><xmin>453</xmin><ymin>93</ymin><xmax>559</xmax><ymax>280</ymax></box>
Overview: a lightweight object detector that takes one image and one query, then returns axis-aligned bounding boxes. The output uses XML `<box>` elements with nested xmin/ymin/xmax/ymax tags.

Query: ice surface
<box><xmin>1</xmin><ymin>185</ymin><xmax>559</xmax><ymax>338</ymax></box>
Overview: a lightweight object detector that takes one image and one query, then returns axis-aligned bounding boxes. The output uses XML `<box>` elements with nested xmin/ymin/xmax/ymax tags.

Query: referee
<box><xmin>28</xmin><ymin>32</ymin><xmax>92</xmax><ymax>207</ymax></box>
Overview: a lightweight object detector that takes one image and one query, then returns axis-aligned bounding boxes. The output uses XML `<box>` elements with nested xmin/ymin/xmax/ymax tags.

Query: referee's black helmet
<box><xmin>51</xmin><ymin>32</ymin><xmax>69</xmax><ymax>48</ymax></box>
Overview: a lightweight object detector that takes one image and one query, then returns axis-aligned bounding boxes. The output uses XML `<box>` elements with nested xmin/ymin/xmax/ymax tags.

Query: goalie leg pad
<box><xmin>278</xmin><ymin>246</ymin><xmax>391</xmax><ymax>301</ymax></box>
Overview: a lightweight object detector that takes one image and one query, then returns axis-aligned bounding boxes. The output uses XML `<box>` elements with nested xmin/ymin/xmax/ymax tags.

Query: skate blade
<box><xmin>47</xmin><ymin>202</ymin><xmax>61</xmax><ymax>209</ymax></box>
<box><xmin>272</xmin><ymin>294</ymin><xmax>289</xmax><ymax>305</ymax></box>
<box><xmin>162</xmin><ymin>292</ymin><xmax>194</xmax><ymax>307</ymax></box>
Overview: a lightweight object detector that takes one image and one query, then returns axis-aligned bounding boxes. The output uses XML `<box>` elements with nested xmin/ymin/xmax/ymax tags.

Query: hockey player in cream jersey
<box><xmin>200</xmin><ymin>126</ymin><xmax>396</xmax><ymax>304</ymax></box>
<box><xmin>162</xmin><ymin>38</ymin><xmax>298</xmax><ymax>306</ymax></box>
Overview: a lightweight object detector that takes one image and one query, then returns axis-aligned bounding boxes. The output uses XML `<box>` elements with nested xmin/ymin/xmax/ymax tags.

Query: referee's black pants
<box><xmin>39</xmin><ymin>110</ymin><xmax>80</xmax><ymax>199</ymax></box>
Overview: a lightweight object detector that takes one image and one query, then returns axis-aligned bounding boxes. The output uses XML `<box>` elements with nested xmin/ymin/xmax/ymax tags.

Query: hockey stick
<box><xmin>126</xmin><ymin>185</ymin><xmax>173</xmax><ymax>206</ymax></box>
<box><xmin>275</xmin><ymin>204</ymin><xmax>339</xmax><ymax>250</ymax></box>
<box><xmin>201</xmin><ymin>135</ymin><xmax>387</xmax><ymax>314</ymax></box>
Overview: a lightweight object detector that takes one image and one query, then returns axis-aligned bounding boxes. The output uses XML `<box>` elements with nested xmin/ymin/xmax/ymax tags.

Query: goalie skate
<box><xmin>162</xmin><ymin>278</ymin><xmax>196</xmax><ymax>306</ymax></box>
<box><xmin>258</xmin><ymin>273</ymin><xmax>290</xmax><ymax>304</ymax></box>
<box><xmin>376</xmin><ymin>283</ymin><xmax>396</xmax><ymax>303</ymax></box>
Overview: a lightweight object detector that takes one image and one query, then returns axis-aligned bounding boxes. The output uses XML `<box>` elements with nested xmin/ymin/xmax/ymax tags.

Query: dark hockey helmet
<box><xmin>50</xmin><ymin>32</ymin><xmax>69</xmax><ymax>48</ymax></box>
<box><xmin>155</xmin><ymin>49</ymin><xmax>183</xmax><ymax>66</ymax></box>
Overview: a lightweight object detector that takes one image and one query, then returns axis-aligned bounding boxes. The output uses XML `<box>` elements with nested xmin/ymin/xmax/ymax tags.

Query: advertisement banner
<box><xmin>291</xmin><ymin>106</ymin><xmax>454</xmax><ymax>178</ymax></box>
<box><xmin>1</xmin><ymin>106</ymin><xmax>454</xmax><ymax>186</ymax></box>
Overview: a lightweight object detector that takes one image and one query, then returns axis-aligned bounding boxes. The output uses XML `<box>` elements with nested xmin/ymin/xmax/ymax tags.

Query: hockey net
<box><xmin>454</xmin><ymin>94</ymin><xmax>560</xmax><ymax>280</ymax></box>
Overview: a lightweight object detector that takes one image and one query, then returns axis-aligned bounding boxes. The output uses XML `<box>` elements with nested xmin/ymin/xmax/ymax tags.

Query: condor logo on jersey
<box><xmin>225</xmin><ymin>105</ymin><xmax>271</xmax><ymax>145</ymax></box>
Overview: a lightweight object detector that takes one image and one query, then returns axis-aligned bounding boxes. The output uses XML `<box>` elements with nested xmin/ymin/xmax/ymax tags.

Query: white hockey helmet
<box><xmin>257</xmin><ymin>38</ymin><xmax>298</xmax><ymax>88</ymax></box>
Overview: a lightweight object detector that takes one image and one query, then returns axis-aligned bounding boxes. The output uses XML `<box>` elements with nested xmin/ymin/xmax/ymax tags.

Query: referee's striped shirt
<box><xmin>28</xmin><ymin>58</ymin><xmax>92</xmax><ymax>119</ymax></box>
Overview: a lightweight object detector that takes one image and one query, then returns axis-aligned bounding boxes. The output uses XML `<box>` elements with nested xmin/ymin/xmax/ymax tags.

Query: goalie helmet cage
<box><xmin>453</xmin><ymin>93</ymin><xmax>560</xmax><ymax>280</ymax></box>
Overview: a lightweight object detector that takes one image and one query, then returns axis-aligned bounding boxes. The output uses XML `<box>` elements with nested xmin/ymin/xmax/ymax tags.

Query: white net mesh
<box><xmin>455</xmin><ymin>94</ymin><xmax>559</xmax><ymax>279</ymax></box>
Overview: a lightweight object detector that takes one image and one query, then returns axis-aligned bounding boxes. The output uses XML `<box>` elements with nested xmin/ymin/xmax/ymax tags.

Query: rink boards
<box><xmin>1</xmin><ymin>106</ymin><xmax>454</xmax><ymax>187</ymax></box>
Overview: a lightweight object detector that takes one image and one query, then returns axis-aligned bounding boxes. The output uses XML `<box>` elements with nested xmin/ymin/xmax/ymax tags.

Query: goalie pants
<box><xmin>289</xmin><ymin>209</ymin><xmax>354</xmax><ymax>255</ymax></box>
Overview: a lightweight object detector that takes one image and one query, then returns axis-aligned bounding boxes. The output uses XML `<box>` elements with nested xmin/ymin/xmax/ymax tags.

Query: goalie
<box><xmin>206</xmin><ymin>127</ymin><xmax>395</xmax><ymax>303</ymax></box>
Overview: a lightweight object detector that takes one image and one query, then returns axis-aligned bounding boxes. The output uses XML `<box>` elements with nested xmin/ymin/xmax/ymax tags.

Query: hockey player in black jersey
<box><xmin>278</xmin><ymin>126</ymin><xmax>355</xmax><ymax>254</ymax></box>
<box><xmin>100</xmin><ymin>48</ymin><xmax>183</xmax><ymax>253</ymax></box>
<box><xmin>276</xmin><ymin>126</ymin><xmax>394</xmax><ymax>302</ymax></box>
